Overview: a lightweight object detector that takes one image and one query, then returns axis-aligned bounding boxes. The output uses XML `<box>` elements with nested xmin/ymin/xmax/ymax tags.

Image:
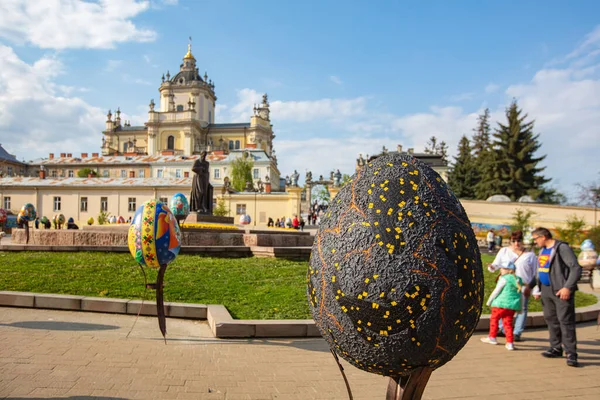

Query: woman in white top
<box><xmin>488</xmin><ymin>230</ymin><xmax>538</xmax><ymax>341</ymax></box>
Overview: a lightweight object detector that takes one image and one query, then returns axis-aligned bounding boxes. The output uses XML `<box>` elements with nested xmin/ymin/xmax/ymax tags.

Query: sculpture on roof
<box><xmin>291</xmin><ymin>170</ymin><xmax>300</xmax><ymax>187</ymax></box>
<box><xmin>333</xmin><ymin>169</ymin><xmax>342</xmax><ymax>187</ymax></box>
<box><xmin>190</xmin><ymin>151</ymin><xmax>213</xmax><ymax>215</ymax></box>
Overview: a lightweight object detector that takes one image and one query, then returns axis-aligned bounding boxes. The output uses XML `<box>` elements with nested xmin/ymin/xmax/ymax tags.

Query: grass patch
<box><xmin>0</xmin><ymin>251</ymin><xmax>596</xmax><ymax>319</ymax></box>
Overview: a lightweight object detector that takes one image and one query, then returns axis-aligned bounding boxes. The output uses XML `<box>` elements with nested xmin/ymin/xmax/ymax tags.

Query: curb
<box><xmin>1</xmin><ymin>288</ymin><xmax>599</xmax><ymax>339</ymax></box>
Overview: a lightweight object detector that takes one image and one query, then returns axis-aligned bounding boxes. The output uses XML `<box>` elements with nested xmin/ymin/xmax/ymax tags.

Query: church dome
<box><xmin>171</xmin><ymin>69</ymin><xmax>203</xmax><ymax>85</ymax></box>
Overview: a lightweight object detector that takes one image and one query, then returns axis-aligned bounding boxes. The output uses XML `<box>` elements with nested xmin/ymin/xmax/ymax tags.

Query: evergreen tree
<box><xmin>491</xmin><ymin>100</ymin><xmax>550</xmax><ymax>201</ymax></box>
<box><xmin>448</xmin><ymin>135</ymin><xmax>477</xmax><ymax>198</ymax></box>
<box><xmin>230</xmin><ymin>156</ymin><xmax>254</xmax><ymax>192</ymax></box>
<box><xmin>471</xmin><ymin>108</ymin><xmax>497</xmax><ymax>199</ymax></box>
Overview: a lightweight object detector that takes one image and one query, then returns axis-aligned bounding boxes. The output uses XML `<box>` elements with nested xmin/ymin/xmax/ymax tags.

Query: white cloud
<box><xmin>449</xmin><ymin>92</ymin><xmax>475</xmax><ymax>102</ymax></box>
<box><xmin>0</xmin><ymin>0</ymin><xmax>156</xmax><ymax>49</ymax></box>
<box><xmin>330</xmin><ymin>75</ymin><xmax>343</xmax><ymax>85</ymax></box>
<box><xmin>0</xmin><ymin>44</ymin><xmax>103</xmax><ymax>160</ymax></box>
<box><xmin>104</xmin><ymin>59</ymin><xmax>123</xmax><ymax>72</ymax></box>
<box><xmin>485</xmin><ymin>83</ymin><xmax>500</xmax><ymax>94</ymax></box>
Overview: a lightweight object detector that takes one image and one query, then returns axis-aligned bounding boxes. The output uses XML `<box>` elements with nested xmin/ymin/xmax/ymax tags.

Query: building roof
<box><xmin>35</xmin><ymin>154</ymin><xmax>200</xmax><ymax>166</ymax></box>
<box><xmin>0</xmin><ymin>144</ymin><xmax>23</xmax><ymax>164</ymax></box>
<box><xmin>0</xmin><ymin>177</ymin><xmax>195</xmax><ymax>188</ymax></box>
<box><xmin>117</xmin><ymin>125</ymin><xmax>147</xmax><ymax>132</ymax></box>
<box><xmin>209</xmin><ymin>123</ymin><xmax>251</xmax><ymax>129</ymax></box>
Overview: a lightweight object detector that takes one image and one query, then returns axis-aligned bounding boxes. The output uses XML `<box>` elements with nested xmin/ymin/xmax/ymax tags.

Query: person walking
<box><xmin>481</xmin><ymin>262</ymin><xmax>523</xmax><ymax>350</ymax></box>
<box><xmin>488</xmin><ymin>230</ymin><xmax>538</xmax><ymax>341</ymax></box>
<box><xmin>487</xmin><ymin>229</ymin><xmax>496</xmax><ymax>252</ymax></box>
<box><xmin>530</xmin><ymin>227</ymin><xmax>582</xmax><ymax>367</ymax></box>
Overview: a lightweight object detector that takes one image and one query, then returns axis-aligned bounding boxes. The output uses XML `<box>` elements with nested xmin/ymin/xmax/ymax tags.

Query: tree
<box><xmin>556</xmin><ymin>214</ymin><xmax>586</xmax><ymax>246</ymax></box>
<box><xmin>424</xmin><ymin>136</ymin><xmax>448</xmax><ymax>163</ymax></box>
<box><xmin>230</xmin><ymin>156</ymin><xmax>254</xmax><ymax>192</ymax></box>
<box><xmin>576</xmin><ymin>178</ymin><xmax>600</xmax><ymax>207</ymax></box>
<box><xmin>213</xmin><ymin>198</ymin><xmax>229</xmax><ymax>217</ymax></box>
<box><xmin>77</xmin><ymin>168</ymin><xmax>97</xmax><ymax>178</ymax></box>
<box><xmin>447</xmin><ymin>135</ymin><xmax>477</xmax><ymax>198</ymax></box>
<box><xmin>312</xmin><ymin>185</ymin><xmax>330</xmax><ymax>205</ymax></box>
<box><xmin>510</xmin><ymin>208</ymin><xmax>538</xmax><ymax>233</ymax></box>
<box><xmin>490</xmin><ymin>100</ymin><xmax>550</xmax><ymax>201</ymax></box>
<box><xmin>341</xmin><ymin>174</ymin><xmax>352</xmax><ymax>187</ymax></box>
<box><xmin>471</xmin><ymin>108</ymin><xmax>497</xmax><ymax>200</ymax></box>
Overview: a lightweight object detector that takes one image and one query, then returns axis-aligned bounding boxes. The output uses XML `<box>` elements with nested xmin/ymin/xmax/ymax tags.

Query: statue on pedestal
<box><xmin>333</xmin><ymin>169</ymin><xmax>342</xmax><ymax>187</ymax></box>
<box><xmin>291</xmin><ymin>170</ymin><xmax>300</xmax><ymax>187</ymax></box>
<box><xmin>190</xmin><ymin>151</ymin><xmax>213</xmax><ymax>214</ymax></box>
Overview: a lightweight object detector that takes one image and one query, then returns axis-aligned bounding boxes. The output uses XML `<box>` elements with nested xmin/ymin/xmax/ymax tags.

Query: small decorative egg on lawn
<box><xmin>239</xmin><ymin>214</ymin><xmax>251</xmax><ymax>225</ymax></box>
<box><xmin>0</xmin><ymin>208</ymin><xmax>7</xmax><ymax>225</ymax></box>
<box><xmin>18</xmin><ymin>203</ymin><xmax>37</xmax><ymax>223</ymax></box>
<box><xmin>307</xmin><ymin>153</ymin><xmax>483</xmax><ymax>399</ymax></box>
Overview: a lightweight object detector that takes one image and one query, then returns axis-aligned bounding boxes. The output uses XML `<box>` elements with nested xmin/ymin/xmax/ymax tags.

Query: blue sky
<box><xmin>0</xmin><ymin>0</ymin><xmax>599</xmax><ymax>201</ymax></box>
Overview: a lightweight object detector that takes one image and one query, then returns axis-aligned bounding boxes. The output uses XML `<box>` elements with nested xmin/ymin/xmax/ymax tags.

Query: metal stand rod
<box><xmin>385</xmin><ymin>367</ymin><xmax>433</xmax><ymax>400</ymax></box>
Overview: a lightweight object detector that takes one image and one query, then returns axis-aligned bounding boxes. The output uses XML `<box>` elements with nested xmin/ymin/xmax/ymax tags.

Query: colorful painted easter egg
<box><xmin>308</xmin><ymin>153</ymin><xmax>483</xmax><ymax>377</ymax></box>
<box><xmin>41</xmin><ymin>216</ymin><xmax>49</xmax><ymax>225</ymax></box>
<box><xmin>169</xmin><ymin>193</ymin><xmax>190</xmax><ymax>217</ymax></box>
<box><xmin>117</xmin><ymin>216</ymin><xmax>125</xmax><ymax>224</ymax></box>
<box><xmin>53</xmin><ymin>214</ymin><xmax>65</xmax><ymax>225</ymax></box>
<box><xmin>18</xmin><ymin>203</ymin><xmax>37</xmax><ymax>222</ymax></box>
<box><xmin>0</xmin><ymin>208</ymin><xmax>7</xmax><ymax>224</ymax></box>
<box><xmin>128</xmin><ymin>199</ymin><xmax>181</xmax><ymax>268</ymax></box>
<box><xmin>239</xmin><ymin>214</ymin><xmax>251</xmax><ymax>225</ymax></box>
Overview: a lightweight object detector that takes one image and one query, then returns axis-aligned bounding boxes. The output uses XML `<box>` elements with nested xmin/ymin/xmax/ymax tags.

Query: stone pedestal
<box><xmin>329</xmin><ymin>186</ymin><xmax>341</xmax><ymax>202</ymax></box>
<box><xmin>184</xmin><ymin>212</ymin><xmax>234</xmax><ymax>225</ymax></box>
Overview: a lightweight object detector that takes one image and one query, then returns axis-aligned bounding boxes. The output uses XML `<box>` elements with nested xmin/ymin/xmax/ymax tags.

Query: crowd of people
<box><xmin>481</xmin><ymin>227</ymin><xmax>582</xmax><ymax>368</ymax></box>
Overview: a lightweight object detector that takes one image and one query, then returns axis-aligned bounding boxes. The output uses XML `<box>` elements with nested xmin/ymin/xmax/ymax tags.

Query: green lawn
<box><xmin>0</xmin><ymin>251</ymin><xmax>596</xmax><ymax>319</ymax></box>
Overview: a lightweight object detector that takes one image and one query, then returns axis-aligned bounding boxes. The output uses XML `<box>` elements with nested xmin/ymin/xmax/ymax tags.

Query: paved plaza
<box><xmin>1</xmin><ymin>306</ymin><xmax>599</xmax><ymax>399</ymax></box>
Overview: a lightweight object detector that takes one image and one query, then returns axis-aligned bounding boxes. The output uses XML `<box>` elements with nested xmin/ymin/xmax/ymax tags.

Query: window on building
<box><xmin>167</xmin><ymin>135</ymin><xmax>175</xmax><ymax>150</ymax></box>
<box><xmin>176</xmin><ymin>105</ymin><xmax>184</xmax><ymax>112</ymax></box>
<box><xmin>101</xmin><ymin>197</ymin><xmax>108</xmax><ymax>212</ymax></box>
<box><xmin>229</xmin><ymin>140</ymin><xmax>234</xmax><ymax>150</ymax></box>
<box><xmin>123</xmin><ymin>142</ymin><xmax>129</xmax><ymax>153</ymax></box>
<box><xmin>139</xmin><ymin>169</ymin><xmax>145</xmax><ymax>178</ymax></box>
<box><xmin>121</xmin><ymin>170</ymin><xmax>126</xmax><ymax>178</ymax></box>
<box><xmin>53</xmin><ymin>196</ymin><xmax>61</xmax><ymax>211</ymax></box>
<box><xmin>103</xmin><ymin>170</ymin><xmax>109</xmax><ymax>177</ymax></box>
<box><xmin>157</xmin><ymin>169</ymin><xmax>163</xmax><ymax>178</ymax></box>
<box><xmin>68</xmin><ymin>170</ymin><xmax>74</xmax><ymax>178</ymax></box>
<box><xmin>128</xmin><ymin>197</ymin><xmax>137</xmax><ymax>212</ymax></box>
<box><xmin>236</xmin><ymin>204</ymin><xmax>246</xmax><ymax>215</ymax></box>
<box><xmin>175</xmin><ymin>169</ymin><xmax>181</xmax><ymax>178</ymax></box>
<box><xmin>253</xmin><ymin>168</ymin><xmax>259</xmax><ymax>179</ymax></box>
<box><xmin>7</xmin><ymin>167</ymin><xmax>13</xmax><ymax>176</ymax></box>
<box><xmin>235</xmin><ymin>140</ymin><xmax>241</xmax><ymax>150</ymax></box>
<box><xmin>51</xmin><ymin>170</ymin><xmax>57</xmax><ymax>178</ymax></box>
<box><xmin>3</xmin><ymin>197</ymin><xmax>10</xmax><ymax>210</ymax></box>
<box><xmin>208</xmin><ymin>110</ymin><xmax>212</xmax><ymax>123</ymax></box>
<box><xmin>214</xmin><ymin>168</ymin><xmax>220</xmax><ymax>179</ymax></box>
<box><xmin>159</xmin><ymin>197</ymin><xmax>168</xmax><ymax>204</ymax></box>
<box><xmin>80</xmin><ymin>197</ymin><xmax>88</xmax><ymax>212</ymax></box>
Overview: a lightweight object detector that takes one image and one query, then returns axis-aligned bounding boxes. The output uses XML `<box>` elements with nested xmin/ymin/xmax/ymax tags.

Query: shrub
<box><xmin>556</xmin><ymin>214</ymin><xmax>586</xmax><ymax>246</ymax></box>
<box><xmin>97</xmin><ymin>210</ymin><xmax>110</xmax><ymax>225</ymax></box>
<box><xmin>213</xmin><ymin>198</ymin><xmax>229</xmax><ymax>217</ymax></box>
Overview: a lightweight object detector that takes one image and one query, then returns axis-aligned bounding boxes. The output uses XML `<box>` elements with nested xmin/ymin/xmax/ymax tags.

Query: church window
<box><xmin>229</xmin><ymin>140</ymin><xmax>234</xmax><ymax>150</ymax></box>
<box><xmin>7</xmin><ymin>167</ymin><xmax>13</xmax><ymax>176</ymax></box>
<box><xmin>123</xmin><ymin>142</ymin><xmax>129</xmax><ymax>152</ymax></box>
<box><xmin>253</xmin><ymin>168</ymin><xmax>259</xmax><ymax>179</ymax></box>
<box><xmin>51</xmin><ymin>170</ymin><xmax>57</xmax><ymax>178</ymax></box>
<box><xmin>53</xmin><ymin>196</ymin><xmax>61</xmax><ymax>212</ymax></box>
<box><xmin>157</xmin><ymin>169</ymin><xmax>163</xmax><ymax>178</ymax></box>
<box><xmin>80</xmin><ymin>197</ymin><xmax>88</xmax><ymax>212</ymax></box>
<box><xmin>139</xmin><ymin>169</ymin><xmax>145</xmax><ymax>178</ymax></box>
<box><xmin>176</xmin><ymin>105</ymin><xmax>184</xmax><ymax>112</ymax></box>
<box><xmin>128</xmin><ymin>198</ymin><xmax>137</xmax><ymax>212</ymax></box>
<box><xmin>120</xmin><ymin>170</ymin><xmax>126</xmax><ymax>177</ymax></box>
<box><xmin>236</xmin><ymin>204</ymin><xmax>247</xmax><ymax>215</ymax></box>
<box><xmin>214</xmin><ymin>168</ymin><xmax>220</xmax><ymax>179</ymax></box>
<box><xmin>175</xmin><ymin>169</ymin><xmax>181</xmax><ymax>178</ymax></box>
<box><xmin>235</xmin><ymin>140</ymin><xmax>241</xmax><ymax>150</ymax></box>
<box><xmin>101</xmin><ymin>197</ymin><xmax>108</xmax><ymax>212</ymax></box>
<box><xmin>68</xmin><ymin>170</ymin><xmax>74</xmax><ymax>178</ymax></box>
<box><xmin>208</xmin><ymin>110</ymin><xmax>212</xmax><ymax>123</ymax></box>
<box><xmin>103</xmin><ymin>170</ymin><xmax>109</xmax><ymax>177</ymax></box>
<box><xmin>167</xmin><ymin>135</ymin><xmax>175</xmax><ymax>150</ymax></box>
<box><xmin>160</xmin><ymin>197</ymin><xmax>168</xmax><ymax>204</ymax></box>
<box><xmin>3</xmin><ymin>197</ymin><xmax>10</xmax><ymax>210</ymax></box>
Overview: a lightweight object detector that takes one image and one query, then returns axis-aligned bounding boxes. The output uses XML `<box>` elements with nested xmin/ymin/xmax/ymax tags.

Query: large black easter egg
<box><xmin>307</xmin><ymin>153</ymin><xmax>483</xmax><ymax>377</ymax></box>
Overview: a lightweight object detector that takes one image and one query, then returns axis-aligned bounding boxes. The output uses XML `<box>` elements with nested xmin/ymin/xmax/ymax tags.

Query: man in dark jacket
<box><xmin>531</xmin><ymin>227</ymin><xmax>582</xmax><ymax>367</ymax></box>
